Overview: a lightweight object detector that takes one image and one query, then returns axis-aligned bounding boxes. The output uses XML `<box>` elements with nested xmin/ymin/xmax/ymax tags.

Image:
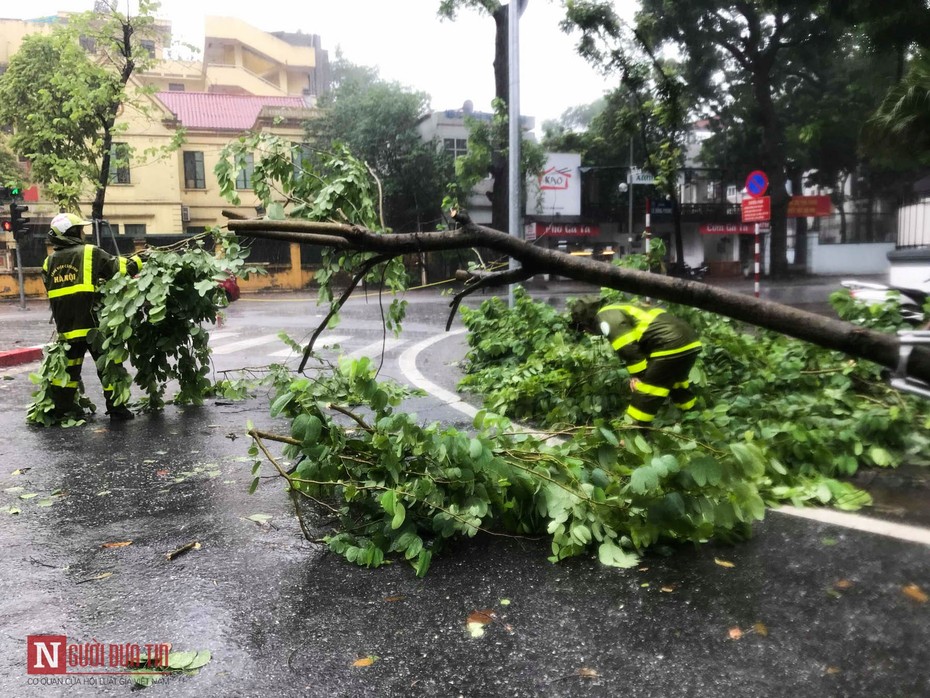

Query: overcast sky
<box><xmin>3</xmin><ymin>0</ymin><xmax>635</xmax><ymax>131</ymax></box>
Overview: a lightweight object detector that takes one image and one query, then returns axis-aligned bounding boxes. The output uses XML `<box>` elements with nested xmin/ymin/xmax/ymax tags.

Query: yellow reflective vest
<box><xmin>42</xmin><ymin>239</ymin><xmax>142</xmax><ymax>340</ymax></box>
<box><xmin>596</xmin><ymin>304</ymin><xmax>701</xmax><ymax>374</ymax></box>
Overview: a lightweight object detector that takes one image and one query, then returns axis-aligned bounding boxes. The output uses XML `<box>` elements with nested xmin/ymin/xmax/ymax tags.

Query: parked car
<box><xmin>840</xmin><ymin>279</ymin><xmax>928</xmax><ymax>325</ymax></box>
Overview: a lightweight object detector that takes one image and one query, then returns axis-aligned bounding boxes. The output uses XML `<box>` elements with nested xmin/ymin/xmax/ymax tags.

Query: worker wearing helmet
<box><xmin>42</xmin><ymin>213</ymin><xmax>143</xmax><ymax>421</ymax></box>
<box><xmin>571</xmin><ymin>297</ymin><xmax>702</xmax><ymax>425</ymax></box>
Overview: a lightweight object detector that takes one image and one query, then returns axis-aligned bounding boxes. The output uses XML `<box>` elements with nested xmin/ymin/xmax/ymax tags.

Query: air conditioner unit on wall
<box><xmin>181</xmin><ymin>205</ymin><xmax>191</xmax><ymax>222</ymax></box>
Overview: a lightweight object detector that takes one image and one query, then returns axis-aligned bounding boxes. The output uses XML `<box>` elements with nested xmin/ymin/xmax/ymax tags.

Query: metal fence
<box><xmin>814</xmin><ymin>211</ymin><xmax>897</xmax><ymax>244</ymax></box>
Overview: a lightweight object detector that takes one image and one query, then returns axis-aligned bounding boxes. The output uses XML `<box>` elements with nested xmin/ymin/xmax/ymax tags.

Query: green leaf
<box><xmin>185</xmin><ymin>650</ymin><xmax>212</xmax><ymax>670</ymax></box>
<box><xmin>246</xmin><ymin>513</ymin><xmax>272</xmax><ymax>523</ymax></box>
<box><xmin>167</xmin><ymin>651</ymin><xmax>197</xmax><ymax>669</ymax></box>
<box><xmin>380</xmin><ymin>490</ymin><xmax>396</xmax><ymax>516</ymax></box>
<box><xmin>688</xmin><ymin>456</ymin><xmax>722</xmax><ymax>487</ymax></box>
<box><xmin>597</xmin><ymin>541</ymin><xmax>639</xmax><ymax>568</ymax></box>
<box><xmin>869</xmin><ymin>446</ymin><xmax>893</xmax><ymax>467</ymax></box>
<box><xmin>391</xmin><ymin>504</ymin><xmax>406</xmax><ymax>530</ymax></box>
<box><xmin>630</xmin><ymin>465</ymin><xmax>659</xmax><ymax>494</ymax></box>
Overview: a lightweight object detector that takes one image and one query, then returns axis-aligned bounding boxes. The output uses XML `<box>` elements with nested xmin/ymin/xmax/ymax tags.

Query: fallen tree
<box><xmin>226</xmin><ymin>211</ymin><xmax>930</xmax><ymax>386</ymax></box>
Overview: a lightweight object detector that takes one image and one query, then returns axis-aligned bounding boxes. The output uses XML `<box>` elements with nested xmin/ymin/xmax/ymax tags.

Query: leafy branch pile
<box><xmin>250</xmin><ymin>355</ymin><xmax>837</xmax><ymax>577</ymax></box>
<box><xmin>27</xmin><ymin>231</ymin><xmax>256</xmax><ymax>424</ymax></box>
<box><xmin>245</xmin><ymin>289</ymin><xmax>911</xmax><ymax>575</ymax></box>
<box><xmin>459</xmin><ymin>286</ymin><xmax>930</xmax><ymax>482</ymax></box>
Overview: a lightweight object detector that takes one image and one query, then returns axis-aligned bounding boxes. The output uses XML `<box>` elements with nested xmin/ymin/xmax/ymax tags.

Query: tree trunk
<box><xmin>790</xmin><ymin>170</ymin><xmax>808</xmax><ymax>271</ymax></box>
<box><xmin>752</xmin><ymin>69</ymin><xmax>789</xmax><ymax>278</ymax></box>
<box><xmin>489</xmin><ymin>3</ymin><xmax>509</xmax><ymax>233</ymax></box>
<box><xmin>226</xmin><ymin>216</ymin><xmax>930</xmax><ymax>385</ymax></box>
<box><xmin>671</xmin><ymin>193</ymin><xmax>684</xmax><ymax>264</ymax></box>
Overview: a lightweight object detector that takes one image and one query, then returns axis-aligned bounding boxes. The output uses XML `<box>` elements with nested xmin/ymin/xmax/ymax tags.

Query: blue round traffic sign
<box><xmin>745</xmin><ymin>170</ymin><xmax>769</xmax><ymax>198</ymax></box>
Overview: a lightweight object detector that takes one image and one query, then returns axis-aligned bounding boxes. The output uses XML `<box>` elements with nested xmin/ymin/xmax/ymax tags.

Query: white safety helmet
<box><xmin>49</xmin><ymin>212</ymin><xmax>91</xmax><ymax>240</ymax></box>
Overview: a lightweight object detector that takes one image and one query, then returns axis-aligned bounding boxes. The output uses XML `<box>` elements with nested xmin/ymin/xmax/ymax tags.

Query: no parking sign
<box><xmin>745</xmin><ymin>170</ymin><xmax>769</xmax><ymax>198</ymax></box>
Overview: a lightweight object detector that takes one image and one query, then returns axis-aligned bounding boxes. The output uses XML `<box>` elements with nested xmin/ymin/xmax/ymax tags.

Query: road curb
<box><xmin>0</xmin><ymin>346</ymin><xmax>44</xmax><ymax>368</ymax></box>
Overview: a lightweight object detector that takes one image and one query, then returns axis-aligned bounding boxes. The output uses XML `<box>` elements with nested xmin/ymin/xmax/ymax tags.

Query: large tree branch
<box><xmin>226</xmin><ymin>215</ymin><xmax>930</xmax><ymax>384</ymax></box>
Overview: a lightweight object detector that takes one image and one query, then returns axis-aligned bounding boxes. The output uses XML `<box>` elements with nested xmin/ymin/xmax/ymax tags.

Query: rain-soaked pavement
<box><xmin>1</xmin><ymin>280</ymin><xmax>928</xmax><ymax>697</ymax></box>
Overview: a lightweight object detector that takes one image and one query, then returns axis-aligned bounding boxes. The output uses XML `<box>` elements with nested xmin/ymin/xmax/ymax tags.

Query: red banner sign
<box><xmin>787</xmin><ymin>195</ymin><xmax>833</xmax><ymax>218</ymax></box>
<box><xmin>741</xmin><ymin>196</ymin><xmax>771</xmax><ymax>223</ymax></box>
<box><xmin>700</xmin><ymin>223</ymin><xmax>755</xmax><ymax>235</ymax></box>
<box><xmin>533</xmin><ymin>223</ymin><xmax>600</xmax><ymax>238</ymax></box>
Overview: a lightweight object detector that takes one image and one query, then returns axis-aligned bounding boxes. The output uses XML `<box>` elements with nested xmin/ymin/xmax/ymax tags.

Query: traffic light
<box><xmin>10</xmin><ymin>202</ymin><xmax>29</xmax><ymax>237</ymax></box>
<box><xmin>0</xmin><ymin>187</ymin><xmax>21</xmax><ymax>202</ymax></box>
<box><xmin>1</xmin><ymin>220</ymin><xmax>11</xmax><ymax>234</ymax></box>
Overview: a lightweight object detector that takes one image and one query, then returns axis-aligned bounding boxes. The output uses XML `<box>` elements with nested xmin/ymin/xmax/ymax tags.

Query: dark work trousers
<box><xmin>626</xmin><ymin>349</ymin><xmax>700</xmax><ymax>423</ymax></box>
<box><xmin>50</xmin><ymin>337</ymin><xmax>120</xmax><ymax>415</ymax></box>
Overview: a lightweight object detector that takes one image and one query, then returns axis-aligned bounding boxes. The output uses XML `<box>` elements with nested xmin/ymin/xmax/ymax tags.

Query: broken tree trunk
<box><xmin>225</xmin><ymin>212</ymin><xmax>930</xmax><ymax>385</ymax></box>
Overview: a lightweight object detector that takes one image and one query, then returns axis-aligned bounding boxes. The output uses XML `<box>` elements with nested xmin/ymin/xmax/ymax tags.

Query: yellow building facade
<box><xmin>0</xmin><ymin>11</ymin><xmax>328</xmax><ymax>296</ymax></box>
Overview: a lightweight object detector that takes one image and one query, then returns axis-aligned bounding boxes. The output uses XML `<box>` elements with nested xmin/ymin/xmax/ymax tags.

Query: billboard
<box><xmin>526</xmin><ymin>153</ymin><xmax>581</xmax><ymax>217</ymax></box>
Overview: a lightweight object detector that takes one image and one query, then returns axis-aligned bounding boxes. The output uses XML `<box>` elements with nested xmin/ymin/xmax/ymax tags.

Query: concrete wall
<box><xmin>807</xmin><ymin>234</ymin><xmax>894</xmax><ymax>275</ymax></box>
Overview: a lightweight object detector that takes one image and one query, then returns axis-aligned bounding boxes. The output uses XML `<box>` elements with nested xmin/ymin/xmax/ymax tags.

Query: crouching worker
<box><xmin>42</xmin><ymin>213</ymin><xmax>143</xmax><ymax>421</ymax></box>
<box><xmin>570</xmin><ymin>297</ymin><xmax>702</xmax><ymax>426</ymax></box>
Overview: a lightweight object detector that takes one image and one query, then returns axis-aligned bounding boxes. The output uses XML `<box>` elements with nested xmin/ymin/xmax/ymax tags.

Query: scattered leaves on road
<box><xmin>383</xmin><ymin>595</ymin><xmax>405</xmax><ymax>603</ymax></box>
<box><xmin>902</xmin><ymin>584</ymin><xmax>928</xmax><ymax>604</ymax></box>
<box><xmin>246</xmin><ymin>514</ymin><xmax>273</xmax><ymax>524</ymax></box>
<box><xmin>102</xmin><ymin>541</ymin><xmax>133</xmax><ymax>549</ymax></box>
<box><xmin>714</xmin><ymin>558</ymin><xmax>735</xmax><ymax>568</ymax></box>
<box><xmin>129</xmin><ymin>649</ymin><xmax>212</xmax><ymax>688</ymax></box>
<box><xmin>576</xmin><ymin>668</ymin><xmax>599</xmax><ymax>678</ymax></box>
<box><xmin>76</xmin><ymin>572</ymin><xmax>113</xmax><ymax>584</ymax></box>
<box><xmin>728</xmin><ymin>627</ymin><xmax>743</xmax><ymax>640</ymax></box>
<box><xmin>165</xmin><ymin>542</ymin><xmax>201</xmax><ymax>561</ymax></box>
<box><xmin>352</xmin><ymin>656</ymin><xmax>377</xmax><ymax>667</ymax></box>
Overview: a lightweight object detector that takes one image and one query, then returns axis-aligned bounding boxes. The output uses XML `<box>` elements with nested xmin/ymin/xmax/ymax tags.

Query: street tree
<box><xmin>0</xmin><ymin>0</ymin><xmax>177</xmax><ymax>218</ymax></box>
<box><xmin>862</xmin><ymin>50</ymin><xmax>930</xmax><ymax>168</ymax></box>
<box><xmin>309</xmin><ymin>55</ymin><xmax>453</xmax><ymax>233</ymax></box>
<box><xmin>630</xmin><ymin>0</ymin><xmax>841</xmax><ymax>277</ymax></box>
<box><xmin>438</xmin><ymin>0</ymin><xmax>528</xmax><ymax>232</ymax></box>
<box><xmin>563</xmin><ymin>0</ymin><xmax>696</xmax><ymax>264</ymax></box>
<box><xmin>0</xmin><ymin>139</ymin><xmax>26</xmax><ymax>189</ymax></box>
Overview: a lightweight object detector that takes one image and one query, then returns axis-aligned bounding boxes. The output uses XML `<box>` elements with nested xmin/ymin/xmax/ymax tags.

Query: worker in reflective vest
<box><xmin>572</xmin><ymin>298</ymin><xmax>702</xmax><ymax>425</ymax></box>
<box><xmin>42</xmin><ymin>213</ymin><xmax>143</xmax><ymax>421</ymax></box>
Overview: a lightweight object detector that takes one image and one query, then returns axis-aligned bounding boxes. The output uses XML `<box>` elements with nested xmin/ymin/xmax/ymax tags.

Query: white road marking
<box><xmin>210</xmin><ymin>334</ymin><xmax>284</xmax><ymax>355</ymax></box>
<box><xmin>399</xmin><ymin>329</ymin><xmax>930</xmax><ymax>548</ymax></box>
<box><xmin>773</xmin><ymin>506</ymin><xmax>930</xmax><ymax>547</ymax></box>
<box><xmin>267</xmin><ymin>335</ymin><xmax>351</xmax><ymax>358</ymax></box>
<box><xmin>346</xmin><ymin>337</ymin><xmax>405</xmax><ymax>359</ymax></box>
<box><xmin>208</xmin><ymin>331</ymin><xmax>240</xmax><ymax>340</ymax></box>
<box><xmin>398</xmin><ymin>330</ymin><xmax>477</xmax><ymax>418</ymax></box>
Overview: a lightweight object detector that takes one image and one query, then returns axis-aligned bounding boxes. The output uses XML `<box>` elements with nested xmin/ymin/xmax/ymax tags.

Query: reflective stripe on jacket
<box><xmin>596</xmin><ymin>304</ymin><xmax>701</xmax><ymax>374</ymax></box>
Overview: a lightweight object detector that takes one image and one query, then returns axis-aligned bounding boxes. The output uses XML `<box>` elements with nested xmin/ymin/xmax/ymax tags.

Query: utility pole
<box><xmin>507</xmin><ymin>0</ymin><xmax>523</xmax><ymax>309</ymax></box>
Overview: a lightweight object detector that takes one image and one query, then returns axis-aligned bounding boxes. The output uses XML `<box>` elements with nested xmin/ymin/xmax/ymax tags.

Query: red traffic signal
<box><xmin>1</xmin><ymin>220</ymin><xmax>11</xmax><ymax>233</ymax></box>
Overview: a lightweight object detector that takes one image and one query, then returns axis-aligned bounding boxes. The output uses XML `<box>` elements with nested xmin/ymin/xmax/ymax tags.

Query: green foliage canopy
<box><xmin>0</xmin><ymin>0</ymin><xmax>177</xmax><ymax>216</ymax></box>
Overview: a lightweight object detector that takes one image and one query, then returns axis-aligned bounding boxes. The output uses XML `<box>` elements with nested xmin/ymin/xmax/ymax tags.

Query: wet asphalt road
<box><xmin>1</xmin><ymin>280</ymin><xmax>929</xmax><ymax>697</ymax></box>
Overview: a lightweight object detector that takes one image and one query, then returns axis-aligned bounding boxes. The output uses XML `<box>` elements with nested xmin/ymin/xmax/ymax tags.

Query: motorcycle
<box><xmin>839</xmin><ymin>279</ymin><xmax>928</xmax><ymax>325</ymax></box>
<box><xmin>668</xmin><ymin>261</ymin><xmax>709</xmax><ymax>282</ymax></box>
